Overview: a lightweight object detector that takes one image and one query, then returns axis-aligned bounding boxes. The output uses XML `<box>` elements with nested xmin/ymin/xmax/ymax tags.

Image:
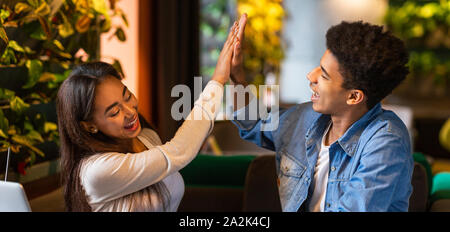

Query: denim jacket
<box><xmin>232</xmin><ymin>101</ymin><xmax>413</xmax><ymax>212</ymax></box>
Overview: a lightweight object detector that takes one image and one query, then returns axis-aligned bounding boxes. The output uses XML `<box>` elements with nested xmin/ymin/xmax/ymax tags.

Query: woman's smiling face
<box><xmin>88</xmin><ymin>76</ymin><xmax>141</xmax><ymax>139</ymax></box>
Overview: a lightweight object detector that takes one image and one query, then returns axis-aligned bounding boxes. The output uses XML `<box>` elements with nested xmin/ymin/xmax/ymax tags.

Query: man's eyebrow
<box><xmin>321</xmin><ymin>65</ymin><xmax>330</xmax><ymax>78</ymax></box>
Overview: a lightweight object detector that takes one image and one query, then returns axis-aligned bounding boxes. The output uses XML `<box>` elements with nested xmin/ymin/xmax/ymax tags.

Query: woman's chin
<box><xmin>125</xmin><ymin>125</ymin><xmax>142</xmax><ymax>138</ymax></box>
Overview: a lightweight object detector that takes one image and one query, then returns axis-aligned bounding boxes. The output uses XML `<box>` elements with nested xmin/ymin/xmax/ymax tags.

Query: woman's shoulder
<box><xmin>140</xmin><ymin>127</ymin><xmax>163</xmax><ymax>145</ymax></box>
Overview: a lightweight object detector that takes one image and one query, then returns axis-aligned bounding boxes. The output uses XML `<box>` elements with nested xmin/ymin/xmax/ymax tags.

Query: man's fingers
<box><xmin>237</xmin><ymin>14</ymin><xmax>247</xmax><ymax>42</ymax></box>
<box><xmin>233</xmin><ymin>41</ymin><xmax>242</xmax><ymax>62</ymax></box>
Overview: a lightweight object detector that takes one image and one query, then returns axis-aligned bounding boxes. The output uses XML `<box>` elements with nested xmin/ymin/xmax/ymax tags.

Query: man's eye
<box><xmin>321</xmin><ymin>75</ymin><xmax>328</xmax><ymax>80</ymax></box>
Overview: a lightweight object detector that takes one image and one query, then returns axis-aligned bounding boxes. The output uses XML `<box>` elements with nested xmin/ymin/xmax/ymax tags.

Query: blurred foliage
<box><xmin>200</xmin><ymin>0</ymin><xmax>234</xmax><ymax>80</ymax></box>
<box><xmin>0</xmin><ymin>0</ymin><xmax>127</xmax><ymax>173</ymax></box>
<box><xmin>237</xmin><ymin>0</ymin><xmax>285</xmax><ymax>86</ymax></box>
<box><xmin>384</xmin><ymin>0</ymin><xmax>450</xmax><ymax>85</ymax></box>
<box><xmin>200</xmin><ymin>0</ymin><xmax>285</xmax><ymax>86</ymax></box>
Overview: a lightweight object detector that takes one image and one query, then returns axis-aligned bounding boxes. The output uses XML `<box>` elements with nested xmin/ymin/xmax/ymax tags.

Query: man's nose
<box><xmin>307</xmin><ymin>66</ymin><xmax>320</xmax><ymax>83</ymax></box>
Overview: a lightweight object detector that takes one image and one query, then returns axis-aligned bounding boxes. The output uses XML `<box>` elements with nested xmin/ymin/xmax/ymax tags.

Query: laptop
<box><xmin>0</xmin><ymin>147</ymin><xmax>32</xmax><ymax>212</ymax></box>
<box><xmin>0</xmin><ymin>181</ymin><xmax>31</xmax><ymax>212</ymax></box>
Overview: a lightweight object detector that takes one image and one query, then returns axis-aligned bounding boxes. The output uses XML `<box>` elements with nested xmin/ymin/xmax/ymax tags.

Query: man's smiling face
<box><xmin>307</xmin><ymin>49</ymin><xmax>352</xmax><ymax>115</ymax></box>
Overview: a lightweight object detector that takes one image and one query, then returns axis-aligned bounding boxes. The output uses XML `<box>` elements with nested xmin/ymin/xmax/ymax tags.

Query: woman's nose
<box><xmin>123</xmin><ymin>103</ymin><xmax>135</xmax><ymax>116</ymax></box>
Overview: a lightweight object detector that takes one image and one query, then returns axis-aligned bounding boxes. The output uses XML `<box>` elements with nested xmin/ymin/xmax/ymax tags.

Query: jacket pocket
<box><xmin>277</xmin><ymin>150</ymin><xmax>306</xmax><ymax>210</ymax></box>
<box><xmin>279</xmin><ymin>150</ymin><xmax>306</xmax><ymax>178</ymax></box>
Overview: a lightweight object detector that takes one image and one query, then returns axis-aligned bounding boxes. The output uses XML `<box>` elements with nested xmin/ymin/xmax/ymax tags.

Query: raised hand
<box><xmin>231</xmin><ymin>13</ymin><xmax>248</xmax><ymax>86</ymax></box>
<box><xmin>211</xmin><ymin>20</ymin><xmax>239</xmax><ymax>85</ymax></box>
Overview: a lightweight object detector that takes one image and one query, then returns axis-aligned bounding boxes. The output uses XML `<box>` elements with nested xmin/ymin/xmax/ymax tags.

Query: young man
<box><xmin>230</xmin><ymin>18</ymin><xmax>414</xmax><ymax>212</ymax></box>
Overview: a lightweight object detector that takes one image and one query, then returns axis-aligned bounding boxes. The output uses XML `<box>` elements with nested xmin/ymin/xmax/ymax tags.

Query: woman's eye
<box><xmin>111</xmin><ymin>110</ymin><xmax>120</xmax><ymax>117</ymax></box>
<box><xmin>125</xmin><ymin>92</ymin><xmax>132</xmax><ymax>101</ymax></box>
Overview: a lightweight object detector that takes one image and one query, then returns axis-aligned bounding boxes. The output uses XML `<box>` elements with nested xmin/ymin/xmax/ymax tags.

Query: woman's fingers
<box><xmin>224</xmin><ymin>21</ymin><xmax>238</xmax><ymax>48</ymax></box>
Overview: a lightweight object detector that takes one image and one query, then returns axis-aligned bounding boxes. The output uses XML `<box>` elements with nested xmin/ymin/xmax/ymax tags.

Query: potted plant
<box><xmin>384</xmin><ymin>0</ymin><xmax>450</xmax><ymax>99</ymax></box>
<box><xmin>200</xmin><ymin>0</ymin><xmax>285</xmax><ymax>86</ymax></box>
<box><xmin>0</xmin><ymin>0</ymin><xmax>127</xmax><ymax>181</ymax></box>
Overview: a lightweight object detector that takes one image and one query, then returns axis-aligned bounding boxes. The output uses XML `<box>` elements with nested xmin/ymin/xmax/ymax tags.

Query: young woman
<box><xmin>57</xmin><ymin>19</ymin><xmax>244</xmax><ymax>212</ymax></box>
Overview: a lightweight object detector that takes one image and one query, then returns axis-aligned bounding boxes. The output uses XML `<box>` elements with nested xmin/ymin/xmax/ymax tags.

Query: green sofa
<box><xmin>178</xmin><ymin>152</ymin><xmax>448</xmax><ymax>212</ymax></box>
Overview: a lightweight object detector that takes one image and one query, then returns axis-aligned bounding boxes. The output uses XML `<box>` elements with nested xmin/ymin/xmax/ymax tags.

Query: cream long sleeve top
<box><xmin>79</xmin><ymin>80</ymin><xmax>224</xmax><ymax>212</ymax></box>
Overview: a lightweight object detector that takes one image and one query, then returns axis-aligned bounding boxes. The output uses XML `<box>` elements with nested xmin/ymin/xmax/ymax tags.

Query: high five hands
<box><xmin>211</xmin><ymin>14</ymin><xmax>248</xmax><ymax>85</ymax></box>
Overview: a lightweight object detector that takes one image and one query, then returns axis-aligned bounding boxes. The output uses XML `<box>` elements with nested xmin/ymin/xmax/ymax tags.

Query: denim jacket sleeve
<box><xmin>231</xmin><ymin>95</ymin><xmax>291</xmax><ymax>151</ymax></box>
<box><xmin>336</xmin><ymin>131</ymin><xmax>414</xmax><ymax>212</ymax></box>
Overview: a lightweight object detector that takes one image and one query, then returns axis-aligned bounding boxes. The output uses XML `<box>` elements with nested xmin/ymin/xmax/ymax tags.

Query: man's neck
<box><xmin>325</xmin><ymin>106</ymin><xmax>369</xmax><ymax>146</ymax></box>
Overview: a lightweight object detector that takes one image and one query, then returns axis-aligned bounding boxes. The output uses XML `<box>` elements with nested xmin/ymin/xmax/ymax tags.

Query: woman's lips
<box><xmin>124</xmin><ymin>115</ymin><xmax>139</xmax><ymax>130</ymax></box>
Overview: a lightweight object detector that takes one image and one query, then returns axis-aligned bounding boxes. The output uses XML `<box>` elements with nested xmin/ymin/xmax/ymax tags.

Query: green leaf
<box><xmin>121</xmin><ymin>12</ymin><xmax>129</xmax><ymax>27</ymax></box>
<box><xmin>38</xmin><ymin>72</ymin><xmax>56</xmax><ymax>82</ymax></box>
<box><xmin>29</xmin><ymin>151</ymin><xmax>36</xmax><ymax>165</ymax></box>
<box><xmin>24</xmin><ymin>59</ymin><xmax>43</xmax><ymax>89</ymax></box>
<box><xmin>58</xmin><ymin>18</ymin><xmax>74</xmax><ymax>38</ymax></box>
<box><xmin>93</xmin><ymin>0</ymin><xmax>109</xmax><ymax>15</ymax></box>
<box><xmin>52</xmin><ymin>39</ymin><xmax>65</xmax><ymax>51</ymax></box>
<box><xmin>0</xmin><ymin>88</ymin><xmax>15</xmax><ymax>100</ymax></box>
<box><xmin>44</xmin><ymin>122</ymin><xmax>57</xmax><ymax>133</ymax></box>
<box><xmin>30</xmin><ymin>26</ymin><xmax>47</xmax><ymax>40</ymax></box>
<box><xmin>24</xmin><ymin>120</ymin><xmax>34</xmax><ymax>131</ymax></box>
<box><xmin>23</xmin><ymin>46</ymin><xmax>35</xmax><ymax>54</ymax></box>
<box><xmin>0</xmin><ymin>26</ymin><xmax>8</xmax><ymax>44</ymax></box>
<box><xmin>35</xmin><ymin>1</ymin><xmax>51</xmax><ymax>16</ymax></box>
<box><xmin>11</xmin><ymin>135</ymin><xmax>45</xmax><ymax>157</ymax></box>
<box><xmin>0</xmin><ymin>22</ymin><xmax>7</xmax><ymax>55</ymax></box>
<box><xmin>0</xmin><ymin>9</ymin><xmax>10</xmax><ymax>22</ymax></box>
<box><xmin>15</xmin><ymin>3</ymin><xmax>32</xmax><ymax>14</ymax></box>
<box><xmin>8</xmin><ymin>40</ymin><xmax>25</xmax><ymax>53</ymax></box>
<box><xmin>10</xmin><ymin>96</ymin><xmax>30</xmax><ymax>114</ymax></box>
<box><xmin>7</xmin><ymin>126</ymin><xmax>16</xmax><ymax>136</ymax></box>
<box><xmin>54</xmin><ymin>70</ymin><xmax>71</xmax><ymax>82</ymax></box>
<box><xmin>0</xmin><ymin>109</ymin><xmax>9</xmax><ymax>139</ymax></box>
<box><xmin>112</xmin><ymin>59</ymin><xmax>124</xmax><ymax>77</ymax></box>
<box><xmin>27</xmin><ymin>0</ymin><xmax>40</xmax><ymax>8</ymax></box>
<box><xmin>0</xmin><ymin>48</ymin><xmax>16</xmax><ymax>65</ymax></box>
<box><xmin>115</xmin><ymin>27</ymin><xmax>126</xmax><ymax>42</ymax></box>
<box><xmin>54</xmin><ymin>50</ymin><xmax>72</xmax><ymax>59</ymax></box>
<box><xmin>26</xmin><ymin>130</ymin><xmax>44</xmax><ymax>143</ymax></box>
<box><xmin>0</xmin><ymin>140</ymin><xmax>10</xmax><ymax>149</ymax></box>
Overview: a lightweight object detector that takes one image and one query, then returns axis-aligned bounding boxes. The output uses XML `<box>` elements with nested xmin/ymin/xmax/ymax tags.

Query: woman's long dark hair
<box><xmin>57</xmin><ymin>62</ymin><xmax>169</xmax><ymax>211</ymax></box>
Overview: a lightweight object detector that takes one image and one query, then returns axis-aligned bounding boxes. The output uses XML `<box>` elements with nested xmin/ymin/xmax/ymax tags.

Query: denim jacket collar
<box><xmin>305</xmin><ymin>103</ymin><xmax>382</xmax><ymax>157</ymax></box>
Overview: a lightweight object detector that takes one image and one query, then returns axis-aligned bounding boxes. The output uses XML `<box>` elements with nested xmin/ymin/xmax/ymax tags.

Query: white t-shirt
<box><xmin>308</xmin><ymin>123</ymin><xmax>332</xmax><ymax>212</ymax></box>
<box><xmin>79</xmin><ymin>80</ymin><xmax>223</xmax><ymax>212</ymax></box>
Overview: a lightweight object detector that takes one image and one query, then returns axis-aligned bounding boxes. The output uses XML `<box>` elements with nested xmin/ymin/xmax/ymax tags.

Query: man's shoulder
<box><xmin>274</xmin><ymin>102</ymin><xmax>321</xmax><ymax>137</ymax></box>
<box><xmin>361</xmin><ymin>109</ymin><xmax>411</xmax><ymax>154</ymax></box>
<box><xmin>369</xmin><ymin>109</ymin><xmax>410</xmax><ymax>138</ymax></box>
<box><xmin>283</xmin><ymin>101</ymin><xmax>320</xmax><ymax>121</ymax></box>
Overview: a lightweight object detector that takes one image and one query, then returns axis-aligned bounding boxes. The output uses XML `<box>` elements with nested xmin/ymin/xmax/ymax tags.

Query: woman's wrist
<box><xmin>211</xmin><ymin>75</ymin><xmax>228</xmax><ymax>85</ymax></box>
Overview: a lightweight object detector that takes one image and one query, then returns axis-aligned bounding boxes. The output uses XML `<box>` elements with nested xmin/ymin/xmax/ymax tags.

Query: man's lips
<box><xmin>311</xmin><ymin>88</ymin><xmax>320</xmax><ymax>101</ymax></box>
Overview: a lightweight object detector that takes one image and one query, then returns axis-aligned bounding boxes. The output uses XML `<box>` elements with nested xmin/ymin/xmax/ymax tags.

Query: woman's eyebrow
<box><xmin>122</xmin><ymin>86</ymin><xmax>127</xmax><ymax>96</ymax></box>
<box><xmin>104</xmin><ymin>87</ymin><xmax>127</xmax><ymax>115</ymax></box>
<box><xmin>104</xmin><ymin>102</ymin><xmax>119</xmax><ymax>115</ymax></box>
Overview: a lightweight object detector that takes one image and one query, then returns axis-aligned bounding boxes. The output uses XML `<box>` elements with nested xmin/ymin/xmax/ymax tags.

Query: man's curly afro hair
<box><xmin>326</xmin><ymin>21</ymin><xmax>409</xmax><ymax>109</ymax></box>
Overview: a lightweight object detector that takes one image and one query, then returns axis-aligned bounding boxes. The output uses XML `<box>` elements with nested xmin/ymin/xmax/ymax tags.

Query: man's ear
<box><xmin>346</xmin><ymin>90</ymin><xmax>365</xmax><ymax>106</ymax></box>
<box><xmin>80</xmin><ymin>121</ymin><xmax>98</xmax><ymax>134</ymax></box>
